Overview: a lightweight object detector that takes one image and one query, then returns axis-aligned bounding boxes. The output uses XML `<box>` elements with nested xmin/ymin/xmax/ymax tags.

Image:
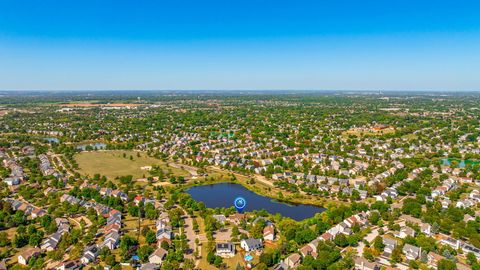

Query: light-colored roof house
<box><xmin>149</xmin><ymin>247</ymin><xmax>168</xmax><ymax>265</ymax></box>
<box><xmin>285</xmin><ymin>253</ymin><xmax>302</xmax><ymax>269</ymax></box>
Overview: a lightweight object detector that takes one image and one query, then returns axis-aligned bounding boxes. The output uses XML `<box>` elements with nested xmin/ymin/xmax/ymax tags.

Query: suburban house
<box><xmin>421</xmin><ymin>223</ymin><xmax>432</xmax><ymax>236</ymax></box>
<box><xmin>284</xmin><ymin>253</ymin><xmax>302</xmax><ymax>269</ymax></box>
<box><xmin>80</xmin><ymin>245</ymin><xmax>99</xmax><ymax>264</ymax></box>
<box><xmin>263</xmin><ymin>224</ymin><xmax>275</xmax><ymax>241</ymax></box>
<box><xmin>440</xmin><ymin>237</ymin><xmax>461</xmax><ymax>250</ymax></box>
<box><xmin>102</xmin><ymin>231</ymin><xmax>120</xmax><ymax>250</ymax></box>
<box><xmin>18</xmin><ymin>248</ymin><xmax>41</xmax><ymax>265</ymax></box>
<box><xmin>3</xmin><ymin>176</ymin><xmax>20</xmax><ymax>186</ymax></box>
<box><xmin>240</xmin><ymin>238</ymin><xmax>263</xmax><ymax>252</ymax></box>
<box><xmin>156</xmin><ymin>227</ymin><xmax>173</xmax><ymax>242</ymax></box>
<box><xmin>215</xmin><ymin>242</ymin><xmax>235</xmax><ymax>258</ymax></box>
<box><xmin>383</xmin><ymin>237</ymin><xmax>397</xmax><ymax>255</ymax></box>
<box><xmin>55</xmin><ymin>260</ymin><xmax>81</xmax><ymax>270</ymax></box>
<box><xmin>299</xmin><ymin>238</ymin><xmax>321</xmax><ymax>258</ymax></box>
<box><xmin>354</xmin><ymin>257</ymin><xmax>380</xmax><ymax>270</ymax></box>
<box><xmin>227</xmin><ymin>213</ymin><xmax>247</xmax><ymax>225</ymax></box>
<box><xmin>394</xmin><ymin>226</ymin><xmax>416</xmax><ymax>239</ymax></box>
<box><xmin>41</xmin><ymin>231</ymin><xmax>63</xmax><ymax>251</ymax></box>
<box><xmin>427</xmin><ymin>252</ymin><xmax>445</xmax><ymax>269</ymax></box>
<box><xmin>299</xmin><ymin>243</ymin><xmax>316</xmax><ymax>258</ymax></box>
<box><xmin>149</xmin><ymin>247</ymin><xmax>168</xmax><ymax>265</ymax></box>
<box><xmin>403</xmin><ymin>244</ymin><xmax>421</xmax><ymax>261</ymax></box>
<box><xmin>140</xmin><ymin>263</ymin><xmax>160</xmax><ymax>270</ymax></box>
<box><xmin>273</xmin><ymin>261</ymin><xmax>289</xmax><ymax>270</ymax></box>
<box><xmin>212</xmin><ymin>214</ymin><xmax>227</xmax><ymax>224</ymax></box>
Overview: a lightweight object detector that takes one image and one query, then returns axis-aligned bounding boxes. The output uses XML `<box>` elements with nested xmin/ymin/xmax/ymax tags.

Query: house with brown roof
<box><xmin>427</xmin><ymin>252</ymin><xmax>445</xmax><ymax>269</ymax></box>
<box><xmin>354</xmin><ymin>257</ymin><xmax>380</xmax><ymax>270</ymax></box>
<box><xmin>55</xmin><ymin>260</ymin><xmax>80</xmax><ymax>270</ymax></box>
<box><xmin>457</xmin><ymin>263</ymin><xmax>471</xmax><ymax>270</ymax></box>
<box><xmin>227</xmin><ymin>213</ymin><xmax>246</xmax><ymax>225</ymax></box>
<box><xmin>394</xmin><ymin>226</ymin><xmax>415</xmax><ymax>239</ymax></box>
<box><xmin>285</xmin><ymin>253</ymin><xmax>302</xmax><ymax>269</ymax></box>
<box><xmin>18</xmin><ymin>248</ymin><xmax>41</xmax><ymax>265</ymax></box>
<box><xmin>31</xmin><ymin>207</ymin><xmax>46</xmax><ymax>219</ymax></box>
<box><xmin>299</xmin><ymin>244</ymin><xmax>317</xmax><ymax>258</ymax></box>
<box><xmin>149</xmin><ymin>247</ymin><xmax>168</xmax><ymax>265</ymax></box>
<box><xmin>320</xmin><ymin>232</ymin><xmax>334</xmax><ymax>241</ymax></box>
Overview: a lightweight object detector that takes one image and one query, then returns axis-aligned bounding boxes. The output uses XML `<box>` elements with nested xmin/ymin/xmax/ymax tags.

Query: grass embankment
<box><xmin>75</xmin><ymin>150</ymin><xmax>340</xmax><ymax>208</ymax></box>
<box><xmin>75</xmin><ymin>150</ymin><xmax>190</xmax><ymax>180</ymax></box>
<box><xmin>185</xmin><ymin>166</ymin><xmax>338</xmax><ymax>208</ymax></box>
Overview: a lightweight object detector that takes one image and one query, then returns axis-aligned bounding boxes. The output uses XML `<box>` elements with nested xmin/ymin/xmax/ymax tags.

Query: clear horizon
<box><xmin>1</xmin><ymin>1</ymin><xmax>480</xmax><ymax>91</ymax></box>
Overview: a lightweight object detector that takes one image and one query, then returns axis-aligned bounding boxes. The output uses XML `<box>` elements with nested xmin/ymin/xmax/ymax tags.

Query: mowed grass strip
<box><xmin>75</xmin><ymin>150</ymin><xmax>189</xmax><ymax>180</ymax></box>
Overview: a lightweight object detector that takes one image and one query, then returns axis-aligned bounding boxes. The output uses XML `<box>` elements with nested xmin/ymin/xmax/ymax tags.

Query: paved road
<box><xmin>354</xmin><ymin>227</ymin><xmax>380</xmax><ymax>256</ymax></box>
<box><xmin>182</xmin><ymin>211</ymin><xmax>196</xmax><ymax>261</ymax></box>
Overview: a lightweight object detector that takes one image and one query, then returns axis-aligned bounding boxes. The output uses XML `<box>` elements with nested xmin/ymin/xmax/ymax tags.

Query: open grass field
<box><xmin>75</xmin><ymin>150</ymin><xmax>189</xmax><ymax>180</ymax></box>
<box><xmin>343</xmin><ymin>128</ymin><xmax>395</xmax><ymax>137</ymax></box>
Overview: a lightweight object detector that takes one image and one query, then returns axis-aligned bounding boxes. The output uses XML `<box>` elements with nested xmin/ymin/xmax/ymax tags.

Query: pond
<box><xmin>44</xmin><ymin>137</ymin><xmax>60</xmax><ymax>143</ymax></box>
<box><xmin>76</xmin><ymin>143</ymin><xmax>107</xmax><ymax>151</ymax></box>
<box><xmin>186</xmin><ymin>183</ymin><xmax>325</xmax><ymax>221</ymax></box>
<box><xmin>442</xmin><ymin>158</ymin><xmax>480</xmax><ymax>168</ymax></box>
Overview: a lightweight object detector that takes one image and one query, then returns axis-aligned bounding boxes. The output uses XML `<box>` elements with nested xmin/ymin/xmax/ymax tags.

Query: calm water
<box><xmin>186</xmin><ymin>183</ymin><xmax>325</xmax><ymax>220</ymax></box>
<box><xmin>76</xmin><ymin>143</ymin><xmax>107</xmax><ymax>151</ymax></box>
<box><xmin>442</xmin><ymin>158</ymin><xmax>480</xmax><ymax>168</ymax></box>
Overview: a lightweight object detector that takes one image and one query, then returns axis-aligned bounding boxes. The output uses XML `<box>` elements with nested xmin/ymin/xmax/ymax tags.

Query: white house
<box><xmin>215</xmin><ymin>242</ymin><xmax>235</xmax><ymax>258</ymax></box>
<box><xmin>394</xmin><ymin>226</ymin><xmax>416</xmax><ymax>239</ymax></box>
<box><xmin>263</xmin><ymin>225</ymin><xmax>275</xmax><ymax>241</ymax></box>
<box><xmin>403</xmin><ymin>244</ymin><xmax>421</xmax><ymax>261</ymax></box>
<box><xmin>18</xmin><ymin>248</ymin><xmax>41</xmax><ymax>265</ymax></box>
<box><xmin>240</xmin><ymin>238</ymin><xmax>263</xmax><ymax>252</ymax></box>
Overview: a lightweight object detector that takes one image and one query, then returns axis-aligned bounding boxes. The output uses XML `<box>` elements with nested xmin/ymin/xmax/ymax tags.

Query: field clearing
<box><xmin>61</xmin><ymin>102</ymin><xmax>142</xmax><ymax>108</ymax></box>
<box><xmin>75</xmin><ymin>150</ymin><xmax>189</xmax><ymax>180</ymax></box>
<box><xmin>402</xmin><ymin>133</ymin><xmax>418</xmax><ymax>140</ymax></box>
<box><xmin>343</xmin><ymin>128</ymin><xmax>395</xmax><ymax>137</ymax></box>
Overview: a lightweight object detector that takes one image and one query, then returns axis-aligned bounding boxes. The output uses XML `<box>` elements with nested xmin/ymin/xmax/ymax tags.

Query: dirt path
<box><xmin>208</xmin><ymin>166</ymin><xmax>274</xmax><ymax>187</ymax></box>
<box><xmin>169</xmin><ymin>162</ymin><xmax>199</xmax><ymax>176</ymax></box>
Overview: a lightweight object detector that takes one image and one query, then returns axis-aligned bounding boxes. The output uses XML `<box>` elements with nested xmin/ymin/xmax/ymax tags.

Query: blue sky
<box><xmin>0</xmin><ymin>0</ymin><xmax>479</xmax><ymax>91</ymax></box>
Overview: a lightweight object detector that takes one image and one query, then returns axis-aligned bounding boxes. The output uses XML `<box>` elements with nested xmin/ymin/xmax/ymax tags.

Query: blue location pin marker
<box><xmin>234</xmin><ymin>197</ymin><xmax>247</xmax><ymax>213</ymax></box>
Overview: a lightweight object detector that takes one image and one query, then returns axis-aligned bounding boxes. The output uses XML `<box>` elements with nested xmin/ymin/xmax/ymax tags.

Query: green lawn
<box><xmin>75</xmin><ymin>150</ymin><xmax>189</xmax><ymax>180</ymax></box>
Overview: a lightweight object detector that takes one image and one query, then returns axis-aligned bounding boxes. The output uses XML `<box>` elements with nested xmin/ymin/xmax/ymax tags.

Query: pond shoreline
<box><xmin>181</xmin><ymin>177</ymin><xmax>332</xmax><ymax>208</ymax></box>
<box><xmin>185</xmin><ymin>182</ymin><xmax>326</xmax><ymax>221</ymax></box>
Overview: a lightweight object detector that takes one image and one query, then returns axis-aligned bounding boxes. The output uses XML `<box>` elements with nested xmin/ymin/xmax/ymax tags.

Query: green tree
<box><xmin>0</xmin><ymin>232</ymin><xmax>9</xmax><ymax>247</ymax></box>
<box><xmin>390</xmin><ymin>246</ymin><xmax>402</xmax><ymax>263</ymax></box>
<box><xmin>467</xmin><ymin>252</ymin><xmax>478</xmax><ymax>265</ymax></box>
<box><xmin>137</xmin><ymin>245</ymin><xmax>154</xmax><ymax>262</ymax></box>
<box><xmin>214</xmin><ymin>256</ymin><xmax>223</xmax><ymax>267</ymax></box>
<box><xmin>373</xmin><ymin>236</ymin><xmax>384</xmax><ymax>251</ymax></box>
<box><xmin>334</xmin><ymin>234</ymin><xmax>348</xmax><ymax>247</ymax></box>
<box><xmin>255</xmin><ymin>263</ymin><xmax>268</xmax><ymax>270</ymax></box>
<box><xmin>146</xmin><ymin>230</ymin><xmax>157</xmax><ymax>244</ymax></box>
<box><xmin>437</xmin><ymin>259</ymin><xmax>456</xmax><ymax>270</ymax></box>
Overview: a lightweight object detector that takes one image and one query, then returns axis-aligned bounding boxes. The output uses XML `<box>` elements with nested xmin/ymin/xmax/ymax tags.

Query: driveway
<box><xmin>182</xmin><ymin>214</ymin><xmax>196</xmax><ymax>259</ymax></box>
<box><xmin>355</xmin><ymin>227</ymin><xmax>380</xmax><ymax>256</ymax></box>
